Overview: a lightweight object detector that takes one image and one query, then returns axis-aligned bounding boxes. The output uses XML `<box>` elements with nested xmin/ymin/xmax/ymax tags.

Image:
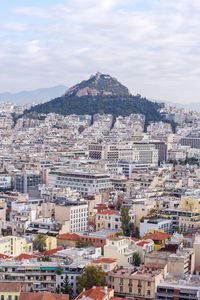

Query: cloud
<box><xmin>0</xmin><ymin>0</ymin><xmax>200</xmax><ymax>103</ymax></box>
<box><xmin>0</xmin><ymin>22</ymin><xmax>27</xmax><ymax>31</ymax></box>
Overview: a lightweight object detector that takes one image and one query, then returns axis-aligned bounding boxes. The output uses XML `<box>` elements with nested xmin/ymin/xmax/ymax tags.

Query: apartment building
<box><xmin>181</xmin><ymin>135</ymin><xmax>200</xmax><ymax>149</ymax></box>
<box><xmin>104</xmin><ymin>238</ymin><xmax>136</xmax><ymax>267</ymax></box>
<box><xmin>13</xmin><ymin>170</ymin><xmax>43</xmax><ymax>194</ymax></box>
<box><xmin>164</xmin><ymin>196</ymin><xmax>200</xmax><ymax>233</ymax></box>
<box><xmin>140</xmin><ymin>218</ymin><xmax>173</xmax><ymax>237</ymax></box>
<box><xmin>89</xmin><ymin>142</ymin><xmax>158</xmax><ymax>165</ymax></box>
<box><xmin>95</xmin><ymin>210</ymin><xmax>121</xmax><ymax>231</ymax></box>
<box><xmin>55</xmin><ymin>201</ymin><xmax>88</xmax><ymax>233</ymax></box>
<box><xmin>0</xmin><ymin>261</ymin><xmax>58</xmax><ymax>292</ymax></box>
<box><xmin>0</xmin><ymin>236</ymin><xmax>32</xmax><ymax>256</ymax></box>
<box><xmin>49</xmin><ymin>170</ymin><xmax>112</xmax><ymax>196</ymax></box>
<box><xmin>0</xmin><ymin>282</ymin><xmax>21</xmax><ymax>300</ymax></box>
<box><xmin>145</xmin><ymin>248</ymin><xmax>195</xmax><ymax>274</ymax></box>
<box><xmin>0</xmin><ymin>173</ymin><xmax>12</xmax><ymax>190</ymax></box>
<box><xmin>156</xmin><ymin>274</ymin><xmax>200</xmax><ymax>300</ymax></box>
<box><xmin>107</xmin><ymin>265</ymin><xmax>165</xmax><ymax>299</ymax></box>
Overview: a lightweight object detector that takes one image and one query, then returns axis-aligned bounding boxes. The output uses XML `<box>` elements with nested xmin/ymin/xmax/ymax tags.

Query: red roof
<box><xmin>15</xmin><ymin>253</ymin><xmax>37</xmax><ymax>261</ymax></box>
<box><xmin>144</xmin><ymin>232</ymin><xmax>171</xmax><ymax>241</ymax></box>
<box><xmin>44</xmin><ymin>246</ymin><xmax>64</xmax><ymax>256</ymax></box>
<box><xmin>76</xmin><ymin>287</ymin><xmax>112</xmax><ymax>300</ymax></box>
<box><xmin>0</xmin><ymin>253</ymin><xmax>11</xmax><ymax>259</ymax></box>
<box><xmin>92</xmin><ymin>258</ymin><xmax>117</xmax><ymax>264</ymax></box>
<box><xmin>136</xmin><ymin>241</ymin><xmax>149</xmax><ymax>247</ymax></box>
<box><xmin>97</xmin><ymin>210</ymin><xmax>120</xmax><ymax>216</ymax></box>
<box><xmin>57</xmin><ymin>233</ymin><xmax>80</xmax><ymax>241</ymax></box>
<box><xmin>20</xmin><ymin>292</ymin><xmax>69</xmax><ymax>300</ymax></box>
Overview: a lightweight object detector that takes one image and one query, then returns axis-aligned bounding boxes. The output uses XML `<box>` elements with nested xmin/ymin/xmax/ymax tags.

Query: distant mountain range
<box><xmin>154</xmin><ymin>99</ymin><xmax>200</xmax><ymax>112</ymax></box>
<box><xmin>0</xmin><ymin>85</ymin><xmax>67</xmax><ymax>105</ymax></box>
<box><xmin>169</xmin><ymin>102</ymin><xmax>200</xmax><ymax>112</ymax></box>
<box><xmin>25</xmin><ymin>73</ymin><xmax>164</xmax><ymax>128</ymax></box>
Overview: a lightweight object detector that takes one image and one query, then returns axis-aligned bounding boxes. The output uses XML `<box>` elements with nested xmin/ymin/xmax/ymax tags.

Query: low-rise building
<box><xmin>104</xmin><ymin>238</ymin><xmax>136</xmax><ymax>267</ymax></box>
<box><xmin>156</xmin><ymin>274</ymin><xmax>200</xmax><ymax>300</ymax></box>
<box><xmin>140</xmin><ymin>218</ymin><xmax>173</xmax><ymax>237</ymax></box>
<box><xmin>107</xmin><ymin>265</ymin><xmax>165</xmax><ymax>299</ymax></box>
<box><xmin>0</xmin><ymin>236</ymin><xmax>32</xmax><ymax>256</ymax></box>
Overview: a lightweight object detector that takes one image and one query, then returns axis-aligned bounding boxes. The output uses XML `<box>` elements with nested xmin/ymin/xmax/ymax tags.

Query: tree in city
<box><xmin>77</xmin><ymin>265</ymin><xmax>105</xmax><ymax>293</ymax></box>
<box><xmin>33</xmin><ymin>234</ymin><xmax>47</xmax><ymax>253</ymax></box>
<box><xmin>78</xmin><ymin>125</ymin><xmax>85</xmax><ymax>134</ymax></box>
<box><xmin>76</xmin><ymin>240</ymin><xmax>91</xmax><ymax>248</ymax></box>
<box><xmin>132</xmin><ymin>253</ymin><xmax>141</xmax><ymax>267</ymax></box>
<box><xmin>134</xmin><ymin>226</ymin><xmax>140</xmax><ymax>239</ymax></box>
<box><xmin>61</xmin><ymin>275</ymin><xmax>72</xmax><ymax>297</ymax></box>
<box><xmin>120</xmin><ymin>207</ymin><xmax>133</xmax><ymax>236</ymax></box>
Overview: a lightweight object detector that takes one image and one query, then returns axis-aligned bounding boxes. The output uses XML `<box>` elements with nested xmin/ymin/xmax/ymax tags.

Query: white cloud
<box><xmin>1</xmin><ymin>0</ymin><xmax>200</xmax><ymax>103</ymax></box>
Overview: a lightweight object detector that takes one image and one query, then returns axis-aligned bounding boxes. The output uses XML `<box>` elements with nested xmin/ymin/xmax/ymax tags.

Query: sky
<box><xmin>0</xmin><ymin>0</ymin><xmax>200</xmax><ymax>103</ymax></box>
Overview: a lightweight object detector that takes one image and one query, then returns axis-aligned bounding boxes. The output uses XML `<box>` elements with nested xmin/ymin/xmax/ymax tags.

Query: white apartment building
<box><xmin>49</xmin><ymin>170</ymin><xmax>112</xmax><ymax>195</ymax></box>
<box><xmin>104</xmin><ymin>237</ymin><xmax>136</xmax><ymax>267</ymax></box>
<box><xmin>89</xmin><ymin>142</ymin><xmax>158</xmax><ymax>165</ymax></box>
<box><xmin>55</xmin><ymin>201</ymin><xmax>88</xmax><ymax>233</ymax></box>
<box><xmin>0</xmin><ymin>174</ymin><xmax>11</xmax><ymax>190</ymax></box>
<box><xmin>140</xmin><ymin>218</ymin><xmax>173</xmax><ymax>237</ymax></box>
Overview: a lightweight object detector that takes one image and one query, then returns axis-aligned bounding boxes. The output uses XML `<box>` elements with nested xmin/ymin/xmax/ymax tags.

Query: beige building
<box><xmin>55</xmin><ymin>202</ymin><xmax>88</xmax><ymax>233</ymax></box>
<box><xmin>0</xmin><ymin>282</ymin><xmax>21</xmax><ymax>300</ymax></box>
<box><xmin>91</xmin><ymin>258</ymin><xmax>117</xmax><ymax>272</ymax></box>
<box><xmin>0</xmin><ymin>200</ymin><xmax>6</xmax><ymax>221</ymax></box>
<box><xmin>145</xmin><ymin>247</ymin><xmax>195</xmax><ymax>274</ymax></box>
<box><xmin>130</xmin><ymin>200</ymin><xmax>156</xmax><ymax>226</ymax></box>
<box><xmin>104</xmin><ymin>237</ymin><xmax>136</xmax><ymax>267</ymax></box>
<box><xmin>107</xmin><ymin>265</ymin><xmax>165</xmax><ymax>299</ymax></box>
<box><xmin>193</xmin><ymin>234</ymin><xmax>200</xmax><ymax>270</ymax></box>
<box><xmin>0</xmin><ymin>236</ymin><xmax>32</xmax><ymax>256</ymax></box>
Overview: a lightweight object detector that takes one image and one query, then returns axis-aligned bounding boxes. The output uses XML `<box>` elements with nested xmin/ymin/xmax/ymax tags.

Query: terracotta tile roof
<box><xmin>76</xmin><ymin>287</ymin><xmax>112</xmax><ymax>300</ymax></box>
<box><xmin>57</xmin><ymin>233</ymin><xmax>80</xmax><ymax>241</ymax></box>
<box><xmin>92</xmin><ymin>258</ymin><xmax>117</xmax><ymax>264</ymax></box>
<box><xmin>16</xmin><ymin>253</ymin><xmax>37</xmax><ymax>261</ymax></box>
<box><xmin>19</xmin><ymin>292</ymin><xmax>69</xmax><ymax>300</ymax></box>
<box><xmin>136</xmin><ymin>241</ymin><xmax>149</xmax><ymax>247</ymax></box>
<box><xmin>44</xmin><ymin>246</ymin><xmax>64</xmax><ymax>256</ymax></box>
<box><xmin>0</xmin><ymin>282</ymin><xmax>21</xmax><ymax>292</ymax></box>
<box><xmin>143</xmin><ymin>232</ymin><xmax>171</xmax><ymax>241</ymax></box>
<box><xmin>97</xmin><ymin>210</ymin><xmax>120</xmax><ymax>216</ymax></box>
<box><xmin>0</xmin><ymin>253</ymin><xmax>11</xmax><ymax>259</ymax></box>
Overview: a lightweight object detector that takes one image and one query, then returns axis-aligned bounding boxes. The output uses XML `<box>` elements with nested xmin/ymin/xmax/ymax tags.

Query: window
<box><xmin>8</xmin><ymin>297</ymin><xmax>12</xmax><ymax>300</ymax></box>
<box><xmin>1</xmin><ymin>296</ymin><xmax>4</xmax><ymax>300</ymax></box>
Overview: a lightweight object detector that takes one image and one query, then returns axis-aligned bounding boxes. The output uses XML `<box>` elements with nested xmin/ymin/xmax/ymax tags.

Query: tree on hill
<box><xmin>77</xmin><ymin>265</ymin><xmax>105</xmax><ymax>293</ymax></box>
<box><xmin>33</xmin><ymin>234</ymin><xmax>47</xmax><ymax>253</ymax></box>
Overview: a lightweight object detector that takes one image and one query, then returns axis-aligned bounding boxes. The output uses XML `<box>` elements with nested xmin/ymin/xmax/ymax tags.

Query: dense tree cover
<box><xmin>77</xmin><ymin>265</ymin><xmax>105</xmax><ymax>293</ymax></box>
<box><xmin>26</xmin><ymin>94</ymin><xmax>163</xmax><ymax>127</ymax></box>
<box><xmin>169</xmin><ymin>157</ymin><xmax>200</xmax><ymax>166</ymax></box>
